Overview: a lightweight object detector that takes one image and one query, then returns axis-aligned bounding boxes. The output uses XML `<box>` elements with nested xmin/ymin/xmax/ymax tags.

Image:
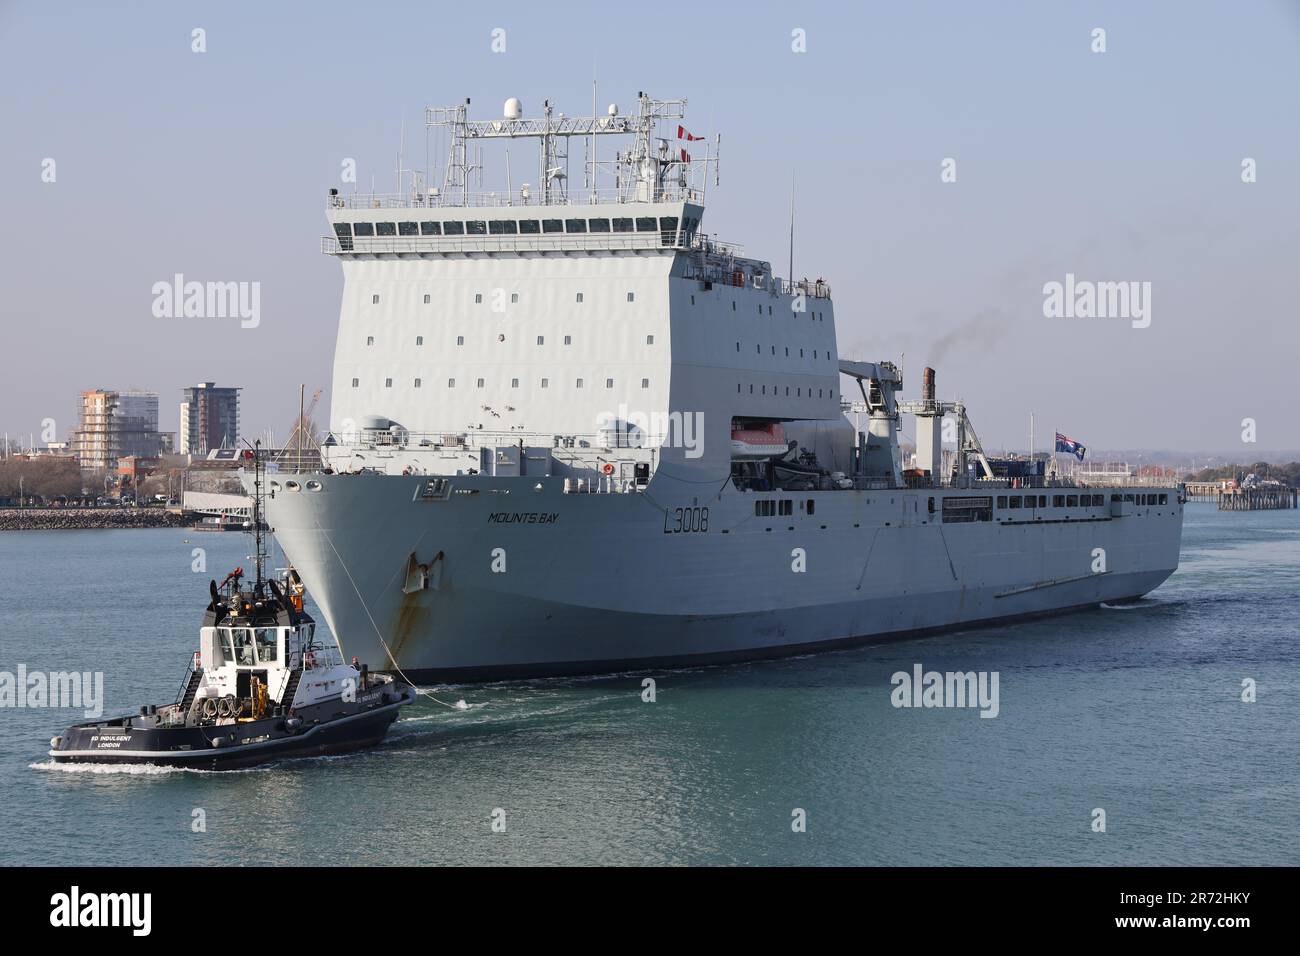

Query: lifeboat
<box><xmin>730</xmin><ymin>422</ymin><xmax>788</xmax><ymax>460</ymax></box>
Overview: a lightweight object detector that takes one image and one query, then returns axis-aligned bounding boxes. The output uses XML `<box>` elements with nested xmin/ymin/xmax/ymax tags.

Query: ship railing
<box><xmin>328</xmin><ymin>186</ymin><xmax>705</xmax><ymax>210</ymax></box>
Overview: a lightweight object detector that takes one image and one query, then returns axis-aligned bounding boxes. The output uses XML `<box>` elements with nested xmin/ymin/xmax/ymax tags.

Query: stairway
<box><xmin>179</xmin><ymin>668</ymin><xmax>203</xmax><ymax>712</ymax></box>
<box><xmin>280</xmin><ymin>668</ymin><xmax>302</xmax><ymax>708</ymax></box>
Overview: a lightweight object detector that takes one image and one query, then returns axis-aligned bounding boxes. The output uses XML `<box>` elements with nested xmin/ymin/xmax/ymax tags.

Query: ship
<box><xmin>50</xmin><ymin>446</ymin><xmax>415</xmax><ymax>768</ymax></box>
<box><xmin>261</xmin><ymin>92</ymin><xmax>1184</xmax><ymax>682</ymax></box>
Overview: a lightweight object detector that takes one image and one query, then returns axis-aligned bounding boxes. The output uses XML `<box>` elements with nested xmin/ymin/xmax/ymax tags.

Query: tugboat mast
<box><xmin>243</xmin><ymin>439</ymin><xmax>268</xmax><ymax>592</ymax></box>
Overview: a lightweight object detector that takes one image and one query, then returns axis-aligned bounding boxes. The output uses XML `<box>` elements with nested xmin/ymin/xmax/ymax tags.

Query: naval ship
<box><xmin>263</xmin><ymin>92</ymin><xmax>1184</xmax><ymax>681</ymax></box>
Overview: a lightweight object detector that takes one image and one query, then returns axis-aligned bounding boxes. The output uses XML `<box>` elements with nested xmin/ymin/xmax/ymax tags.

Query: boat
<box><xmin>49</xmin><ymin>444</ymin><xmax>415</xmax><ymax>769</ymax></box>
<box><xmin>257</xmin><ymin>91</ymin><xmax>1183</xmax><ymax>682</ymax></box>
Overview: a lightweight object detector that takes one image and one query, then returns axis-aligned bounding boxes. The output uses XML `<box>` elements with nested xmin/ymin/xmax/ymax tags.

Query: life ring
<box><xmin>601</xmin><ymin>463</ymin><xmax>615</xmax><ymax>476</ymax></box>
<box><xmin>304</xmin><ymin>650</ymin><xmax>316</xmax><ymax>669</ymax></box>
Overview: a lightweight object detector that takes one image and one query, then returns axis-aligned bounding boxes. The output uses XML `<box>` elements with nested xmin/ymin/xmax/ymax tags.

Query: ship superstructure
<box><xmin>263</xmin><ymin>92</ymin><xmax>1184</xmax><ymax>681</ymax></box>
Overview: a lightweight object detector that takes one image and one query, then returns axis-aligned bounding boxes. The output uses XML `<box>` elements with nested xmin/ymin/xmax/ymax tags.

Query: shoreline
<box><xmin>0</xmin><ymin>508</ymin><xmax>195</xmax><ymax>531</ymax></box>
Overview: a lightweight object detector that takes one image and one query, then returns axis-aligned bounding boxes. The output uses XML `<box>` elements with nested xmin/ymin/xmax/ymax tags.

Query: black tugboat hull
<box><xmin>50</xmin><ymin>687</ymin><xmax>415</xmax><ymax>771</ymax></box>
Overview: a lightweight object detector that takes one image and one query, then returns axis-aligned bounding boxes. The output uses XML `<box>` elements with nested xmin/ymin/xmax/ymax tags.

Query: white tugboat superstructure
<box><xmin>263</xmin><ymin>91</ymin><xmax>1185</xmax><ymax>681</ymax></box>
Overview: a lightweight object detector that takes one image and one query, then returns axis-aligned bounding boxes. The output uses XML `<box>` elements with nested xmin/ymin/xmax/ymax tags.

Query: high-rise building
<box><xmin>73</xmin><ymin>389</ymin><xmax>164</xmax><ymax>469</ymax></box>
<box><xmin>179</xmin><ymin>382</ymin><xmax>241</xmax><ymax>455</ymax></box>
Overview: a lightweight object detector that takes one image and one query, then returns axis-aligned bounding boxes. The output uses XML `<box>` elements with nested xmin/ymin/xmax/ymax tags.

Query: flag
<box><xmin>680</xmin><ymin>148</ymin><xmax>691</xmax><ymax>163</ymax></box>
<box><xmin>1055</xmin><ymin>433</ymin><xmax>1086</xmax><ymax>461</ymax></box>
<box><xmin>677</xmin><ymin>125</ymin><xmax>704</xmax><ymax>141</ymax></box>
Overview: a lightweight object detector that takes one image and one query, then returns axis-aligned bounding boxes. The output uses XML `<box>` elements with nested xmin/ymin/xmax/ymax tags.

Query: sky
<box><xmin>1</xmin><ymin>0</ymin><xmax>1297</xmax><ymax>456</ymax></box>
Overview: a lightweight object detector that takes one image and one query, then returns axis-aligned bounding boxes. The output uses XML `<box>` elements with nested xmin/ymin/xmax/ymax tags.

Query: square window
<box><xmin>414</xmin><ymin>378</ymin><xmax>422</xmax><ymax>388</ymax></box>
<box><xmin>511</xmin><ymin>293</ymin><xmax>519</xmax><ymax>303</ymax></box>
<box><xmin>537</xmin><ymin>335</ymin><xmax>544</xmax><ymax>345</ymax></box>
<box><xmin>511</xmin><ymin>378</ymin><xmax>519</xmax><ymax>388</ymax></box>
<box><xmin>420</xmin><ymin>221</ymin><xmax>440</xmax><ymax>236</ymax></box>
<box><xmin>366</xmin><ymin>336</ymin><xmax>374</xmax><ymax>345</ymax></box>
<box><xmin>376</xmin><ymin>222</ymin><xmax>396</xmax><ymax>236</ymax></box>
<box><xmin>423</xmin><ymin>293</ymin><xmax>431</xmax><ymax>304</ymax></box>
<box><xmin>476</xmin><ymin>378</ymin><xmax>485</xmax><ymax>388</ymax></box>
<box><xmin>642</xmin><ymin>378</ymin><xmax>649</xmax><ymax>388</ymax></box>
<box><xmin>541</xmin><ymin>378</ymin><xmax>549</xmax><ymax>388</ymax></box>
<box><xmin>399</xmin><ymin>221</ymin><xmax>418</xmax><ymax>236</ymax></box>
<box><xmin>456</xmin><ymin>335</ymin><xmax>464</xmax><ymax>346</ymax></box>
<box><xmin>564</xmin><ymin>335</ymin><xmax>572</xmax><ymax>345</ymax></box>
<box><xmin>576</xmin><ymin>292</ymin><xmax>584</xmax><ymax>303</ymax></box>
<box><xmin>627</xmin><ymin>292</ymin><xmax>634</xmax><ymax>302</ymax></box>
<box><xmin>384</xmin><ymin>378</ymin><xmax>393</xmax><ymax>388</ymax></box>
<box><xmin>372</xmin><ymin>294</ymin><xmax>380</xmax><ymax>304</ymax></box>
<box><xmin>351</xmin><ymin>378</ymin><xmax>359</xmax><ymax>387</ymax></box>
<box><xmin>606</xmin><ymin>378</ymin><xmax>614</xmax><ymax>388</ymax></box>
<box><xmin>448</xmin><ymin>378</ymin><xmax>455</xmax><ymax>388</ymax></box>
<box><xmin>646</xmin><ymin>334</ymin><xmax>654</xmax><ymax>344</ymax></box>
<box><xmin>576</xmin><ymin>378</ymin><xmax>584</xmax><ymax>388</ymax></box>
<box><xmin>475</xmin><ymin>293</ymin><xmax>482</xmax><ymax>304</ymax></box>
<box><xmin>416</xmin><ymin>336</ymin><xmax>423</xmax><ymax>345</ymax></box>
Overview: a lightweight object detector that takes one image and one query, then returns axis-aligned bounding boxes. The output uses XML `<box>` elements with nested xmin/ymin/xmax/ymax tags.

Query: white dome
<box><xmin>503</xmin><ymin>97</ymin><xmax>523</xmax><ymax>120</ymax></box>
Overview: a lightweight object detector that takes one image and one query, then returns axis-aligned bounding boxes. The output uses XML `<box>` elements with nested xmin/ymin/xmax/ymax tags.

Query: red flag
<box><xmin>677</xmin><ymin>125</ymin><xmax>704</xmax><ymax>142</ymax></box>
<box><xmin>680</xmin><ymin>148</ymin><xmax>691</xmax><ymax>163</ymax></box>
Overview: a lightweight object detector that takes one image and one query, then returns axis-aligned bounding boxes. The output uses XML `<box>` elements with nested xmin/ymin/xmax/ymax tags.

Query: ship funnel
<box><xmin>922</xmin><ymin>367</ymin><xmax>936</xmax><ymax>404</ymax></box>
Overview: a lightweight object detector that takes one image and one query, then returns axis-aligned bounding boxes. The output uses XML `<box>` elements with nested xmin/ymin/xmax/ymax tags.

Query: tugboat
<box><xmin>49</xmin><ymin>443</ymin><xmax>415</xmax><ymax>770</ymax></box>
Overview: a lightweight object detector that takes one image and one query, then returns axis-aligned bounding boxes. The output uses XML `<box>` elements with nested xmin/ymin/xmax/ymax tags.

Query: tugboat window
<box><xmin>255</xmin><ymin>628</ymin><xmax>279</xmax><ymax>664</ymax></box>
<box><xmin>232</xmin><ymin>628</ymin><xmax>256</xmax><ymax>665</ymax></box>
<box><xmin>218</xmin><ymin>629</ymin><xmax>235</xmax><ymax>664</ymax></box>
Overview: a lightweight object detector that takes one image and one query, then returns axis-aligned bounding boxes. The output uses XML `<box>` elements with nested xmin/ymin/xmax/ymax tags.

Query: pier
<box><xmin>1217</xmin><ymin>487</ymin><xmax>1297</xmax><ymax>511</ymax></box>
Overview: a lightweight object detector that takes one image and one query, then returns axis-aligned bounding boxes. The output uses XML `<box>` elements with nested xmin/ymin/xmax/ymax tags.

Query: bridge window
<box><xmin>443</xmin><ymin>220</ymin><xmax>465</xmax><ymax>235</ymax></box>
<box><xmin>376</xmin><ymin>222</ymin><xmax>396</xmax><ymax>236</ymax></box>
<box><xmin>488</xmin><ymin>219</ymin><xmax>517</xmax><ymax>235</ymax></box>
<box><xmin>399</xmin><ymin>221</ymin><xmax>418</xmax><ymax>236</ymax></box>
<box><xmin>518</xmin><ymin>219</ymin><xmax>540</xmax><ymax>234</ymax></box>
<box><xmin>588</xmin><ymin>218</ymin><xmax>611</xmax><ymax>232</ymax></box>
<box><xmin>613</xmin><ymin>217</ymin><xmax>633</xmax><ymax>232</ymax></box>
<box><xmin>542</xmin><ymin>219</ymin><xmax>563</xmax><ymax>233</ymax></box>
<box><xmin>466</xmin><ymin>220</ymin><xmax>487</xmax><ymax>235</ymax></box>
<box><xmin>420</xmin><ymin>221</ymin><xmax>441</xmax><ymax>235</ymax></box>
<box><xmin>353</xmin><ymin>222</ymin><xmax>374</xmax><ymax>236</ymax></box>
<box><xmin>565</xmin><ymin>219</ymin><xmax>587</xmax><ymax>233</ymax></box>
<box><xmin>659</xmin><ymin>216</ymin><xmax>678</xmax><ymax>244</ymax></box>
<box><xmin>333</xmin><ymin>222</ymin><xmax>352</xmax><ymax>236</ymax></box>
<box><xmin>636</xmin><ymin>217</ymin><xmax>656</xmax><ymax>232</ymax></box>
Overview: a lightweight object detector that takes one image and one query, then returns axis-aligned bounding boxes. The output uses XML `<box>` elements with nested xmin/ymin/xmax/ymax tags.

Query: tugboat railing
<box><xmin>174</xmin><ymin>651</ymin><xmax>201</xmax><ymax>706</ymax></box>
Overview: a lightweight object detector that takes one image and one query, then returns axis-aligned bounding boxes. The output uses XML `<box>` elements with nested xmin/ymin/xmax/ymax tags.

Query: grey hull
<box><xmin>264</xmin><ymin>472</ymin><xmax>1183</xmax><ymax>681</ymax></box>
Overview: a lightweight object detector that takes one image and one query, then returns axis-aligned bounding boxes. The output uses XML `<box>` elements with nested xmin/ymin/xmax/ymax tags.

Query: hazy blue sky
<box><xmin>1</xmin><ymin>0</ymin><xmax>1297</xmax><ymax>455</ymax></box>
